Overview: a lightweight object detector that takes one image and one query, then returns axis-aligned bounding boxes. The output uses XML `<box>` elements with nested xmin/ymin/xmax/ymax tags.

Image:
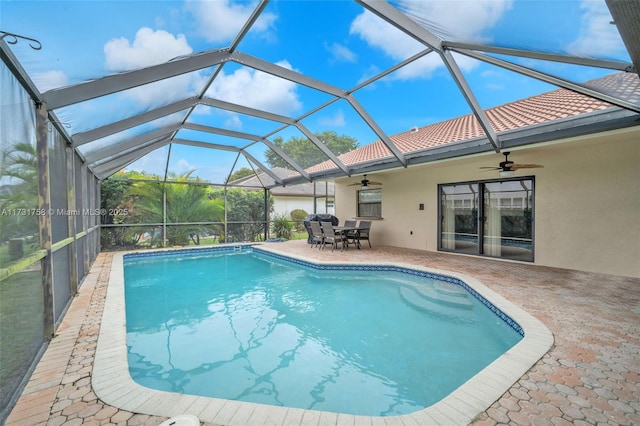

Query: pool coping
<box><xmin>93</xmin><ymin>245</ymin><xmax>554</xmax><ymax>426</ymax></box>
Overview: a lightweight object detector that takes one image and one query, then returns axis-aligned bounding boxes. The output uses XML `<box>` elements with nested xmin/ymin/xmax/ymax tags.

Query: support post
<box><xmin>162</xmin><ymin>184</ymin><xmax>167</xmax><ymax>247</ymax></box>
<box><xmin>313</xmin><ymin>182</ymin><xmax>317</xmax><ymax>214</ymax></box>
<box><xmin>263</xmin><ymin>188</ymin><xmax>269</xmax><ymax>241</ymax></box>
<box><xmin>66</xmin><ymin>144</ymin><xmax>78</xmax><ymax>296</ymax></box>
<box><xmin>223</xmin><ymin>187</ymin><xmax>228</xmax><ymax>243</ymax></box>
<box><xmin>35</xmin><ymin>101</ymin><xmax>54</xmax><ymax>339</ymax></box>
<box><xmin>81</xmin><ymin>164</ymin><xmax>89</xmax><ymax>273</ymax></box>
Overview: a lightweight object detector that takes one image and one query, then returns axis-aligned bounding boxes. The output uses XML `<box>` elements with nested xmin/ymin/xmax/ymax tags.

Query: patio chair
<box><xmin>343</xmin><ymin>220</ymin><xmax>357</xmax><ymax>247</ymax></box>
<box><xmin>309</xmin><ymin>221</ymin><xmax>324</xmax><ymax>249</ymax></box>
<box><xmin>358</xmin><ymin>220</ymin><xmax>372</xmax><ymax>248</ymax></box>
<box><xmin>320</xmin><ymin>222</ymin><xmax>346</xmax><ymax>252</ymax></box>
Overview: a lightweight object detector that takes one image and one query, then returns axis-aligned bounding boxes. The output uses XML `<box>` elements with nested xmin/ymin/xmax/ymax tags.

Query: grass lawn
<box><xmin>0</xmin><ymin>240</ymin><xmax>41</xmax><ymax>270</ymax></box>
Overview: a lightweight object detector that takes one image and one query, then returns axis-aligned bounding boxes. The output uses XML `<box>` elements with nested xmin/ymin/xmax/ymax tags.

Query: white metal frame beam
<box><xmin>182</xmin><ymin>122</ymin><xmax>262</xmax><ymax>142</ymax></box>
<box><xmin>180</xmin><ymin>123</ymin><xmax>312</xmax><ymax>180</ymax></box>
<box><xmin>357</xmin><ymin>0</ymin><xmax>443</xmax><ymax>50</ymax></box>
<box><xmin>295</xmin><ymin>123</ymin><xmax>350</xmax><ymax>175</ymax></box>
<box><xmin>72</xmin><ymin>98</ymin><xmax>199</xmax><ymax>146</ymax></box>
<box><xmin>441</xmin><ymin>50</ymin><xmax>501</xmax><ymax>151</ymax></box>
<box><xmin>455</xmin><ymin>48</ymin><xmax>640</xmax><ymax>113</ymax></box>
<box><xmin>445</xmin><ymin>41</ymin><xmax>635</xmax><ymax>72</ymax></box>
<box><xmin>261</xmin><ymin>138</ymin><xmax>311</xmax><ymax>181</ymax></box>
<box><xmin>44</xmin><ymin>48</ymin><xmax>232</xmax><ymax>109</ymax></box>
<box><xmin>230</xmin><ymin>51</ymin><xmax>348</xmax><ymax>98</ymax></box>
<box><xmin>357</xmin><ymin>0</ymin><xmax>501</xmax><ymax>151</ymax></box>
<box><xmin>200</xmin><ymin>97</ymin><xmax>296</xmax><ymax>125</ymax></box>
<box><xmin>83</xmin><ymin>125</ymin><xmax>180</xmax><ymax>163</ymax></box>
<box><xmin>199</xmin><ymin>96</ymin><xmax>350</xmax><ymax>175</ymax></box>
<box><xmin>172</xmin><ymin>138</ymin><xmax>283</xmax><ymax>185</ymax></box>
<box><xmin>347</xmin><ymin>94</ymin><xmax>409</xmax><ymax>165</ymax></box>
<box><xmin>91</xmin><ymin>137</ymin><xmax>171</xmax><ymax>174</ymax></box>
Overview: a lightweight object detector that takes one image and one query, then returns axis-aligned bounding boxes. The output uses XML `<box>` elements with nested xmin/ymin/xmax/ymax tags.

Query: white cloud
<box><xmin>350</xmin><ymin>0</ymin><xmax>512</xmax><ymax>80</ymax></box>
<box><xmin>206</xmin><ymin>60</ymin><xmax>302</xmax><ymax>116</ymax></box>
<box><xmin>32</xmin><ymin>70</ymin><xmax>68</xmax><ymax>92</ymax></box>
<box><xmin>102</xmin><ymin>28</ymin><xmax>206</xmax><ymax>109</ymax></box>
<box><xmin>396</xmin><ymin>0</ymin><xmax>512</xmax><ymax>43</ymax></box>
<box><xmin>351</xmin><ymin>10</ymin><xmax>424</xmax><ymax>64</ymax></box>
<box><xmin>104</xmin><ymin>27</ymin><xmax>192</xmax><ymax>72</ymax></box>
<box><xmin>186</xmin><ymin>0</ymin><xmax>277</xmax><ymax>43</ymax></box>
<box><xmin>565</xmin><ymin>0</ymin><xmax>625</xmax><ymax>58</ymax></box>
<box><xmin>173</xmin><ymin>158</ymin><xmax>195</xmax><ymax>175</ymax></box>
<box><xmin>223</xmin><ymin>113</ymin><xmax>243</xmax><ymax>130</ymax></box>
<box><xmin>325</xmin><ymin>42</ymin><xmax>357</xmax><ymax>63</ymax></box>
<box><xmin>350</xmin><ymin>10</ymin><xmax>442</xmax><ymax>80</ymax></box>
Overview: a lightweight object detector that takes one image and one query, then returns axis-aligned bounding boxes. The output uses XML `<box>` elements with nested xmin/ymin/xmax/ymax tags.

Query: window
<box><xmin>439</xmin><ymin>177</ymin><xmax>534</xmax><ymax>262</ymax></box>
<box><xmin>358</xmin><ymin>188</ymin><xmax>382</xmax><ymax>218</ymax></box>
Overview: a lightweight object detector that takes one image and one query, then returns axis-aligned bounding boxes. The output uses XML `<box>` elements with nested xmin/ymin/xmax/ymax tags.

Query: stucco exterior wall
<box><xmin>335</xmin><ymin>127</ymin><xmax>640</xmax><ymax>278</ymax></box>
<box><xmin>272</xmin><ymin>196</ymin><xmax>334</xmax><ymax>217</ymax></box>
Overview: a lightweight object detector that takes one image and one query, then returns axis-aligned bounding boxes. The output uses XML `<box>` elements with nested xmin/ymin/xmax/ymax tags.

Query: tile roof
<box><xmin>307</xmin><ymin>72</ymin><xmax>639</xmax><ymax>173</ymax></box>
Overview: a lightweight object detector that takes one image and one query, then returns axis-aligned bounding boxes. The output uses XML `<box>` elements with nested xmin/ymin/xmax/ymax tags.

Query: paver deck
<box><xmin>6</xmin><ymin>240</ymin><xmax>640</xmax><ymax>425</ymax></box>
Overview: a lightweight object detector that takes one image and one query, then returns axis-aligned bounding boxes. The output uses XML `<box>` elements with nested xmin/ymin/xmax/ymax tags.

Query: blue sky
<box><xmin>2</xmin><ymin>0</ymin><xmax>630</xmax><ymax>182</ymax></box>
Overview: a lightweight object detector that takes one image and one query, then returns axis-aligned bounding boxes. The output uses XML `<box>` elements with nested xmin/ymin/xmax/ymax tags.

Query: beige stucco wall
<box><xmin>273</xmin><ymin>196</ymin><xmax>334</xmax><ymax>217</ymax></box>
<box><xmin>334</xmin><ymin>127</ymin><xmax>640</xmax><ymax>278</ymax></box>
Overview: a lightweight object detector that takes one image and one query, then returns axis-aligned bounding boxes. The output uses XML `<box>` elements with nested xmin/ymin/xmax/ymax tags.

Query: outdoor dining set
<box><xmin>307</xmin><ymin>220</ymin><xmax>372</xmax><ymax>252</ymax></box>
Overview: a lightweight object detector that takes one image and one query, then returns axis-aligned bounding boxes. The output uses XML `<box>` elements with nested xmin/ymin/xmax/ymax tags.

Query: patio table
<box><xmin>333</xmin><ymin>226</ymin><xmax>366</xmax><ymax>249</ymax></box>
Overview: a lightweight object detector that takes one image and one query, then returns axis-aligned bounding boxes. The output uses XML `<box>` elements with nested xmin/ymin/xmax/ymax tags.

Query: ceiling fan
<box><xmin>480</xmin><ymin>151</ymin><xmax>543</xmax><ymax>176</ymax></box>
<box><xmin>348</xmin><ymin>174</ymin><xmax>382</xmax><ymax>188</ymax></box>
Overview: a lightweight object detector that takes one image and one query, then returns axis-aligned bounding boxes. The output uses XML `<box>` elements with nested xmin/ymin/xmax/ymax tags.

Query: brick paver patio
<box><xmin>6</xmin><ymin>240</ymin><xmax>640</xmax><ymax>425</ymax></box>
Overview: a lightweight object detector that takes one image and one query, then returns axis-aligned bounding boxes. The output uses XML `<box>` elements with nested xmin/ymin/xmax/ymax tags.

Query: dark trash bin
<box><xmin>303</xmin><ymin>214</ymin><xmax>339</xmax><ymax>243</ymax></box>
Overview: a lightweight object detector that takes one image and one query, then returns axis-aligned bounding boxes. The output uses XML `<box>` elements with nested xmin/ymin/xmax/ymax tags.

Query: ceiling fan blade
<box><xmin>511</xmin><ymin>163</ymin><xmax>544</xmax><ymax>170</ymax></box>
<box><xmin>479</xmin><ymin>166</ymin><xmax>501</xmax><ymax>170</ymax></box>
<box><xmin>368</xmin><ymin>181</ymin><xmax>382</xmax><ymax>185</ymax></box>
<box><xmin>348</xmin><ymin>182</ymin><xmax>361</xmax><ymax>186</ymax></box>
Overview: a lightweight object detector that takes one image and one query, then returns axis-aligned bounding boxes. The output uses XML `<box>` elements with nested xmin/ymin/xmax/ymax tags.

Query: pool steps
<box><xmin>399</xmin><ymin>286</ymin><xmax>478</xmax><ymax>324</ymax></box>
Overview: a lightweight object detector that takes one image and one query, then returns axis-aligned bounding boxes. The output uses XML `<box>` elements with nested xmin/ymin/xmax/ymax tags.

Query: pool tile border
<box><xmin>254</xmin><ymin>247</ymin><xmax>524</xmax><ymax>336</ymax></box>
<box><xmin>94</xmin><ymin>245</ymin><xmax>553</xmax><ymax>426</ymax></box>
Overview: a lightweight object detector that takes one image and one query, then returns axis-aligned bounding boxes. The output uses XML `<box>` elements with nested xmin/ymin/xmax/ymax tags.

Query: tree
<box><xmin>209</xmin><ymin>187</ymin><xmax>273</xmax><ymax>242</ymax></box>
<box><xmin>0</xmin><ymin>142</ymin><xmax>39</xmax><ymax>246</ymax></box>
<box><xmin>100</xmin><ymin>171</ymin><xmax>144</xmax><ymax>249</ymax></box>
<box><xmin>265</xmin><ymin>131</ymin><xmax>358</xmax><ymax>169</ymax></box>
<box><xmin>126</xmin><ymin>171</ymin><xmax>224</xmax><ymax>246</ymax></box>
<box><xmin>227</xmin><ymin>167</ymin><xmax>255</xmax><ymax>182</ymax></box>
<box><xmin>100</xmin><ymin>172</ymin><xmax>133</xmax><ymax>225</ymax></box>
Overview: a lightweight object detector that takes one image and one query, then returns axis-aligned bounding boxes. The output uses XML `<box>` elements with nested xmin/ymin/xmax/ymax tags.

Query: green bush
<box><xmin>271</xmin><ymin>214</ymin><xmax>294</xmax><ymax>239</ymax></box>
<box><xmin>290</xmin><ymin>209</ymin><xmax>308</xmax><ymax>232</ymax></box>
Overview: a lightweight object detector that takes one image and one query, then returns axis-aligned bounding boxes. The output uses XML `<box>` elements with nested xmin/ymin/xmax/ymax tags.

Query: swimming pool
<box><xmin>123</xmin><ymin>247</ymin><xmax>522</xmax><ymax>416</ymax></box>
<box><xmin>93</xmin><ymin>245</ymin><xmax>554</xmax><ymax>425</ymax></box>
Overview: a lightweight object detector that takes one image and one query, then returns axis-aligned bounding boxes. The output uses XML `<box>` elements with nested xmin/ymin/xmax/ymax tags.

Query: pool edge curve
<box><xmin>93</xmin><ymin>245</ymin><xmax>554</xmax><ymax>426</ymax></box>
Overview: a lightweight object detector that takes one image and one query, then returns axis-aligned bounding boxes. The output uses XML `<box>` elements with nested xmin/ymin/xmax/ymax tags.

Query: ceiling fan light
<box><xmin>500</xmin><ymin>170</ymin><xmax>515</xmax><ymax>177</ymax></box>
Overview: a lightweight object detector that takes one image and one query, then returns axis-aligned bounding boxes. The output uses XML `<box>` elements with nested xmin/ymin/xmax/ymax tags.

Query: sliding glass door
<box><xmin>440</xmin><ymin>184</ymin><xmax>479</xmax><ymax>254</ymax></box>
<box><xmin>439</xmin><ymin>178</ymin><xmax>534</xmax><ymax>262</ymax></box>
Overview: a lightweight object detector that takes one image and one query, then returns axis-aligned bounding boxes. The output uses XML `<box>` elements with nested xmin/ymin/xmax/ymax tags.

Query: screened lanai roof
<box><xmin>2</xmin><ymin>0</ymin><xmax>639</xmax><ymax>188</ymax></box>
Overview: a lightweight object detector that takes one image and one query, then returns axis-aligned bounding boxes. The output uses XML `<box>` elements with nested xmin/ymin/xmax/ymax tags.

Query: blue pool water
<box><xmin>124</xmin><ymin>248</ymin><xmax>522</xmax><ymax>416</ymax></box>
